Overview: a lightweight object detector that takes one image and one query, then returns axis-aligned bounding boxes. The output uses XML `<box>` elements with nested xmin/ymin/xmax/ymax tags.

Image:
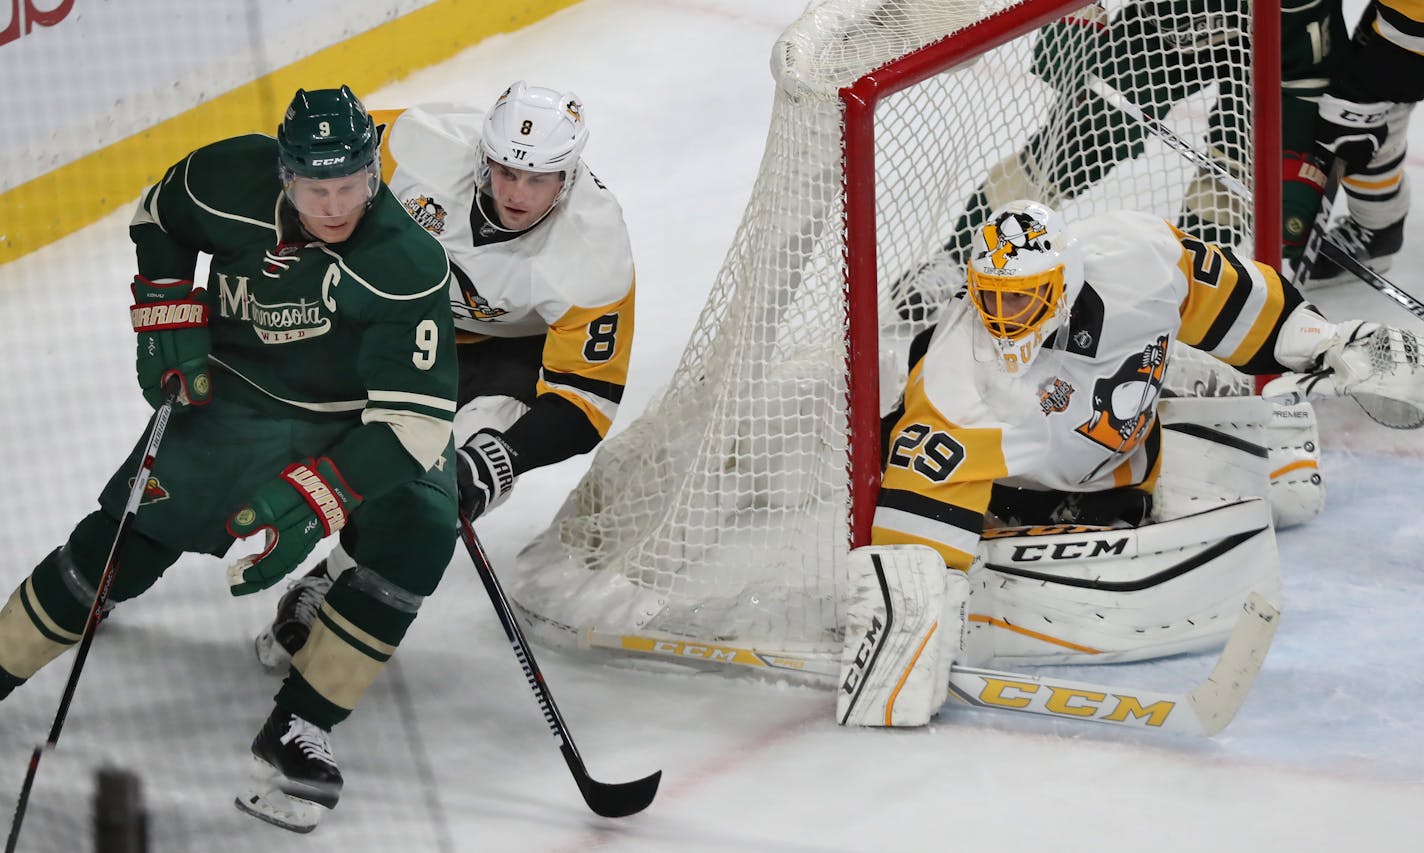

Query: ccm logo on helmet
<box><xmin>312</xmin><ymin>156</ymin><xmax>347</xmax><ymax>166</ymax></box>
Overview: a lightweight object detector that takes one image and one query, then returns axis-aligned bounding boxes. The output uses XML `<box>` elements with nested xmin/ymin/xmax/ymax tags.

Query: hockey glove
<box><xmin>455</xmin><ymin>430</ymin><xmax>518</xmax><ymax>521</ymax></box>
<box><xmin>1262</xmin><ymin>321</ymin><xmax>1424</xmax><ymax>429</ymax></box>
<box><xmin>226</xmin><ymin>457</ymin><xmax>363</xmax><ymax>596</ymax></box>
<box><xmin>1315</xmin><ymin>93</ymin><xmax>1391</xmax><ymax>175</ymax></box>
<box><xmin>1281</xmin><ymin>149</ymin><xmax>1330</xmax><ymax>262</ymax></box>
<box><xmin>131</xmin><ymin>276</ymin><xmax>212</xmax><ymax>410</ymax></box>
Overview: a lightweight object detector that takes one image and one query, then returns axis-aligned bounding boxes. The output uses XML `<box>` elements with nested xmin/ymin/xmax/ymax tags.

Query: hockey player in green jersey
<box><xmin>0</xmin><ymin>85</ymin><xmax>459</xmax><ymax>833</ymax></box>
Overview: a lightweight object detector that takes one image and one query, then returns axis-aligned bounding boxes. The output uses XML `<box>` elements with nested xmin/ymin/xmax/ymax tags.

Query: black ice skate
<box><xmin>235</xmin><ymin>708</ymin><xmax>343</xmax><ymax>833</ymax></box>
<box><xmin>253</xmin><ymin>561</ymin><xmax>332</xmax><ymax>670</ymax></box>
<box><xmin>1306</xmin><ymin>217</ymin><xmax>1404</xmax><ymax>288</ymax></box>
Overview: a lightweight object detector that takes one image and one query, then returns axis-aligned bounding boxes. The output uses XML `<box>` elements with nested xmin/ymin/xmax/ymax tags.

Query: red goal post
<box><xmin>513</xmin><ymin>0</ymin><xmax>1282</xmax><ymax>670</ymax></box>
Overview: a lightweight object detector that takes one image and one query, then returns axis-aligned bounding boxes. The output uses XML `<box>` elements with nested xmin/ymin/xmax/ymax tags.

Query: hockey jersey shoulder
<box><xmin>170</xmin><ymin>134</ymin><xmax>283</xmax><ymax>227</ymax></box>
<box><xmin>381</xmin><ymin>103</ymin><xmax>485</xmax><ymax>199</ymax></box>
<box><xmin>529</xmin><ymin>169</ymin><xmax>635</xmax><ymax>312</ymax></box>
<box><xmin>1073</xmin><ymin>210</ymin><xmax>1187</xmax><ymax>308</ymax></box>
<box><xmin>327</xmin><ymin>189</ymin><xmax>451</xmax><ymax>308</ymax></box>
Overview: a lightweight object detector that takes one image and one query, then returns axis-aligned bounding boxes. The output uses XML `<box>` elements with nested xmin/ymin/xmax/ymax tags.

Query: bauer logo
<box><xmin>954</xmin><ymin>675</ymin><xmax>1176</xmax><ymax>727</ymax></box>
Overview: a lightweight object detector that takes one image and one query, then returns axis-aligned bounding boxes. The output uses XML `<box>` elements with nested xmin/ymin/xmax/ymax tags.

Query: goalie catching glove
<box><xmin>455</xmin><ymin>430</ymin><xmax>517</xmax><ymax>520</ymax></box>
<box><xmin>131</xmin><ymin>276</ymin><xmax>212</xmax><ymax>409</ymax></box>
<box><xmin>838</xmin><ymin>545</ymin><xmax>967</xmax><ymax>727</ymax></box>
<box><xmin>1263</xmin><ymin>321</ymin><xmax>1424</xmax><ymax>429</ymax></box>
<box><xmin>226</xmin><ymin>457</ymin><xmax>363</xmax><ymax>596</ymax></box>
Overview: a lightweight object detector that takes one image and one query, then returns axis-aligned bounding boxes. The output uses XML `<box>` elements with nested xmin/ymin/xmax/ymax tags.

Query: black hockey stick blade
<box><xmin>458</xmin><ymin>515</ymin><xmax>661</xmax><ymax>817</ymax></box>
<box><xmin>563</xmin><ymin>745</ymin><xmax>662</xmax><ymax>818</ymax></box>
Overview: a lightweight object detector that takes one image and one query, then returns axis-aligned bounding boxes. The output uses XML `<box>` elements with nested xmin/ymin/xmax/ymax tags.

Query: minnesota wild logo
<box><xmin>127</xmin><ymin>476</ymin><xmax>171</xmax><ymax>505</ymax></box>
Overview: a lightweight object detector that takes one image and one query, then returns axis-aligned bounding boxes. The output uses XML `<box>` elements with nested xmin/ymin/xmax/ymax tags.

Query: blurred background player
<box><xmin>0</xmin><ymin>86</ymin><xmax>459</xmax><ymax>831</ymax></box>
<box><xmin>254</xmin><ymin>82</ymin><xmax>636</xmax><ymax>669</ymax></box>
<box><xmin>896</xmin><ymin>0</ymin><xmax>1348</xmax><ymax>322</ymax></box>
<box><xmin>1307</xmin><ymin>0</ymin><xmax>1424</xmax><ymax>285</ymax></box>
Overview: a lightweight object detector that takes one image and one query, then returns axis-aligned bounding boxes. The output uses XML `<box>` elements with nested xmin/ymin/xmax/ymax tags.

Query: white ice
<box><xmin>1</xmin><ymin>1</ymin><xmax>1421</xmax><ymax>851</ymax></box>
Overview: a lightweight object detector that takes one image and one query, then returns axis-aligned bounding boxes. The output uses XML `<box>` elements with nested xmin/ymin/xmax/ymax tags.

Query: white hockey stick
<box><xmin>1083</xmin><ymin>74</ymin><xmax>1424</xmax><ymax>317</ymax></box>
<box><xmin>581</xmin><ymin>592</ymin><xmax>1279</xmax><ymax>736</ymax></box>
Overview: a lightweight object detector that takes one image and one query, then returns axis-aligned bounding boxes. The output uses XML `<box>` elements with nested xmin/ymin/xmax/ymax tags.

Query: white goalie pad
<box><xmin>963</xmin><ymin>498</ymin><xmax>1281</xmax><ymax>666</ymax></box>
<box><xmin>838</xmin><ymin>545</ymin><xmax>967</xmax><ymax>727</ymax></box>
<box><xmin>1155</xmin><ymin>395</ymin><xmax>1324</xmax><ymax>528</ymax></box>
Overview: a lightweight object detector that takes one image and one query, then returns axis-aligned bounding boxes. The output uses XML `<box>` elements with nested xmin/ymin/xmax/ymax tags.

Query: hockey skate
<box><xmin>236</xmin><ymin>708</ymin><xmax>343</xmax><ymax>833</ymax></box>
<box><xmin>1307</xmin><ymin>217</ymin><xmax>1404</xmax><ymax>288</ymax></box>
<box><xmin>253</xmin><ymin>562</ymin><xmax>332</xmax><ymax>670</ymax></box>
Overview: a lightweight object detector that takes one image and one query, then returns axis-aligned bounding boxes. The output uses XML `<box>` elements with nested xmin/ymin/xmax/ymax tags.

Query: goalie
<box><xmin>839</xmin><ymin>199</ymin><xmax>1423</xmax><ymax>727</ymax></box>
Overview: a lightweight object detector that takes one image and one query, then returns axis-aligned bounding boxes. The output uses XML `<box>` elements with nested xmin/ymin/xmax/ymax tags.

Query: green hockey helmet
<box><xmin>277</xmin><ymin>85</ymin><xmax>378</xmax><ymax>179</ymax></box>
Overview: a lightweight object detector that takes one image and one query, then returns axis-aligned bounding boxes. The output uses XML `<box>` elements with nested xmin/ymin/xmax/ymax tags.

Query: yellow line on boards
<box><xmin>0</xmin><ymin>0</ymin><xmax>581</xmax><ymax>264</ymax></box>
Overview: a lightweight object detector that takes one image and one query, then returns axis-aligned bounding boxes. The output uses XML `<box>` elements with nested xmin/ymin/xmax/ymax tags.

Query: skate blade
<box><xmin>253</xmin><ymin>627</ymin><xmax>292</xmax><ymax>672</ymax></box>
<box><xmin>235</xmin><ymin>755</ymin><xmax>331</xmax><ymax>833</ymax></box>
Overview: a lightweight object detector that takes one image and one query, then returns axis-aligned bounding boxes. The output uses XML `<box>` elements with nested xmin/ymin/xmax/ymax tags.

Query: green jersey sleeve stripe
<box><xmin>368</xmin><ymin>389</ymin><xmax>457</xmax><ymax>412</ymax></box>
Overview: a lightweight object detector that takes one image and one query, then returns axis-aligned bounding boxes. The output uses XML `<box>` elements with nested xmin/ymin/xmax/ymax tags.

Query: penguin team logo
<box><xmin>1038</xmin><ymin>377</ymin><xmax>1075</xmax><ymax>415</ymax></box>
<box><xmin>979</xmin><ymin>211</ymin><xmax>1051</xmax><ymax>272</ymax></box>
<box><xmin>403</xmin><ymin>195</ymin><xmax>448</xmax><ymax>235</ymax></box>
<box><xmin>127</xmin><ymin>476</ymin><xmax>171</xmax><ymax>505</ymax></box>
<box><xmin>1074</xmin><ymin>335</ymin><xmax>1171</xmax><ymax>452</ymax></box>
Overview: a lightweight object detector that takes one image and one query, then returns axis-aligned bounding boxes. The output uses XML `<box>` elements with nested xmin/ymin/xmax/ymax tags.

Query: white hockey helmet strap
<box><xmin>966</xmin><ymin>200</ymin><xmax>1083</xmax><ymax>366</ymax></box>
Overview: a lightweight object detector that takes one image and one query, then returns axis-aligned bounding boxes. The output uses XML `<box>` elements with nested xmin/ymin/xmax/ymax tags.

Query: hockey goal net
<box><xmin>512</xmin><ymin>0</ymin><xmax>1281</xmax><ymax>671</ymax></box>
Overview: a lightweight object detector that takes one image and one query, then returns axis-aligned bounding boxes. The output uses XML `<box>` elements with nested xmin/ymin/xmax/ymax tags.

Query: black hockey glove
<box><xmin>1315</xmin><ymin>93</ymin><xmax>1391</xmax><ymax>175</ymax></box>
<box><xmin>130</xmin><ymin>276</ymin><xmax>212</xmax><ymax>410</ymax></box>
<box><xmin>455</xmin><ymin>430</ymin><xmax>518</xmax><ymax>521</ymax></box>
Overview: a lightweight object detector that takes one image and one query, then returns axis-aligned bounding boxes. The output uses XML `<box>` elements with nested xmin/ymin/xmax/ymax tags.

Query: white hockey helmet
<box><xmin>481</xmin><ymin>81</ymin><xmax>587</xmax><ymax>175</ymax></box>
<box><xmin>966</xmin><ymin>200</ymin><xmax>1083</xmax><ymax>370</ymax></box>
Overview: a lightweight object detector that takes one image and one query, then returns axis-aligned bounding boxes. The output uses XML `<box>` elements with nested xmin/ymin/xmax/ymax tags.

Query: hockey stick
<box><xmin>6</xmin><ymin>380</ymin><xmax>181</xmax><ymax>853</ymax></box>
<box><xmin>1083</xmin><ymin>75</ymin><xmax>1424</xmax><ymax>315</ymax></box>
<box><xmin>581</xmin><ymin>591</ymin><xmax>1280</xmax><ymax>736</ymax></box>
<box><xmin>457</xmin><ymin>515</ymin><xmax>661</xmax><ymax>818</ymax></box>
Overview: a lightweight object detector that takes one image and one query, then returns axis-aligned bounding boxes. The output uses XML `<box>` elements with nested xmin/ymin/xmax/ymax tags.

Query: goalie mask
<box><xmin>476</xmin><ymin>81</ymin><xmax>589</xmax><ymax>230</ymax></box>
<box><xmin>966</xmin><ymin>200</ymin><xmax>1083</xmax><ymax>372</ymax></box>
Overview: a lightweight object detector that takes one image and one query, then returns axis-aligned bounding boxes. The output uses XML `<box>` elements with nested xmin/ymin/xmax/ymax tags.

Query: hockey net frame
<box><xmin>512</xmin><ymin>0</ymin><xmax>1282</xmax><ymax>674</ymax></box>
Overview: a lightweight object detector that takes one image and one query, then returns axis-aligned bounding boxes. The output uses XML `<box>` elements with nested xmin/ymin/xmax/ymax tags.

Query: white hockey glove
<box><xmin>455</xmin><ymin>430</ymin><xmax>518</xmax><ymax>520</ymax></box>
<box><xmin>1263</xmin><ymin>321</ymin><xmax>1424</xmax><ymax>429</ymax></box>
<box><xmin>1315</xmin><ymin>93</ymin><xmax>1391</xmax><ymax>174</ymax></box>
<box><xmin>838</xmin><ymin>545</ymin><xmax>967</xmax><ymax>727</ymax></box>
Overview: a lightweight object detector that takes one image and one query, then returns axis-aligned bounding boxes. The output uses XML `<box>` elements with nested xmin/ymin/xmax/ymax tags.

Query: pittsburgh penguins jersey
<box><xmin>872</xmin><ymin>210</ymin><xmax>1303</xmax><ymax>571</ymax></box>
<box><xmin>371</xmin><ymin>104</ymin><xmax>636</xmax><ymax>456</ymax></box>
<box><xmin>1336</xmin><ymin>0</ymin><xmax>1424</xmax><ymax>103</ymax></box>
<box><xmin>130</xmin><ymin>133</ymin><xmax>457</xmax><ymax>501</ymax></box>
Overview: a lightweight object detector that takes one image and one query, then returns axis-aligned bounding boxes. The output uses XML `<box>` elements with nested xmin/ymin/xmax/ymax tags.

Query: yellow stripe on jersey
<box><xmin>370</xmin><ymin>108</ymin><xmax>408</xmax><ymax>183</ymax></box>
<box><xmin>1170</xmin><ymin>225</ymin><xmax>1288</xmax><ymax>366</ymax></box>
<box><xmin>535</xmin><ymin>280</ymin><xmax>636</xmax><ymax>437</ymax></box>
<box><xmin>1376</xmin><ymin>0</ymin><xmax>1424</xmax><ymax>55</ymax></box>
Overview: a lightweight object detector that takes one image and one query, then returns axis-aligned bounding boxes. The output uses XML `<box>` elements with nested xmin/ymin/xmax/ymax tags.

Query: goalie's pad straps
<box><xmin>838</xmin><ymin>545</ymin><xmax>966</xmax><ymax>727</ymax></box>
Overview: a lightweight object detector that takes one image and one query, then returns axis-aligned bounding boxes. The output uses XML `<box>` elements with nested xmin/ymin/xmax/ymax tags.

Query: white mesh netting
<box><xmin>512</xmin><ymin>0</ymin><xmax>1266</xmax><ymax>665</ymax></box>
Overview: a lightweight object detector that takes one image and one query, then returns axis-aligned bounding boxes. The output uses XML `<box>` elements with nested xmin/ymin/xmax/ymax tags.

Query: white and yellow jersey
<box><xmin>873</xmin><ymin>210</ymin><xmax>1299</xmax><ymax>571</ymax></box>
<box><xmin>370</xmin><ymin>104</ymin><xmax>635</xmax><ymax>440</ymax></box>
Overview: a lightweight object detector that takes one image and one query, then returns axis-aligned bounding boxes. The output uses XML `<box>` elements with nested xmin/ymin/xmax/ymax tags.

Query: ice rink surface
<box><xmin>1</xmin><ymin>1</ymin><xmax>1421</xmax><ymax>851</ymax></box>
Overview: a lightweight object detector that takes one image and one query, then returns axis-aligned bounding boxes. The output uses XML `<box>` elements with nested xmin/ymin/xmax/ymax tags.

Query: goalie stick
<box><xmin>1083</xmin><ymin>74</ymin><xmax>1424</xmax><ymax>317</ymax></box>
<box><xmin>580</xmin><ymin>592</ymin><xmax>1280</xmax><ymax>737</ymax></box>
<box><xmin>6</xmin><ymin>380</ymin><xmax>181</xmax><ymax>853</ymax></box>
<box><xmin>458</xmin><ymin>515</ymin><xmax>661</xmax><ymax>818</ymax></box>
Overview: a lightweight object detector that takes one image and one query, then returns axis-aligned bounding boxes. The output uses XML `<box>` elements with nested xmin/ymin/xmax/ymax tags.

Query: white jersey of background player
<box><xmin>254</xmin><ymin>83</ymin><xmax>636</xmax><ymax>668</ymax></box>
<box><xmin>838</xmin><ymin>200</ymin><xmax>1424</xmax><ymax>727</ymax></box>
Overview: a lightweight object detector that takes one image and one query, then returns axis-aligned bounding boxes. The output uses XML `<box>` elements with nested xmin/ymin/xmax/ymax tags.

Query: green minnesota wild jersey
<box><xmin>130</xmin><ymin>133</ymin><xmax>457</xmax><ymax>501</ymax></box>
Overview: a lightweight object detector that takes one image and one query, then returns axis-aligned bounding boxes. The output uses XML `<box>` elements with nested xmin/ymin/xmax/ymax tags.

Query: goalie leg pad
<box><xmin>965</xmin><ymin>499</ymin><xmax>1281</xmax><ymax>666</ymax></box>
<box><xmin>838</xmin><ymin>546</ymin><xmax>966</xmax><ymax>727</ymax></box>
